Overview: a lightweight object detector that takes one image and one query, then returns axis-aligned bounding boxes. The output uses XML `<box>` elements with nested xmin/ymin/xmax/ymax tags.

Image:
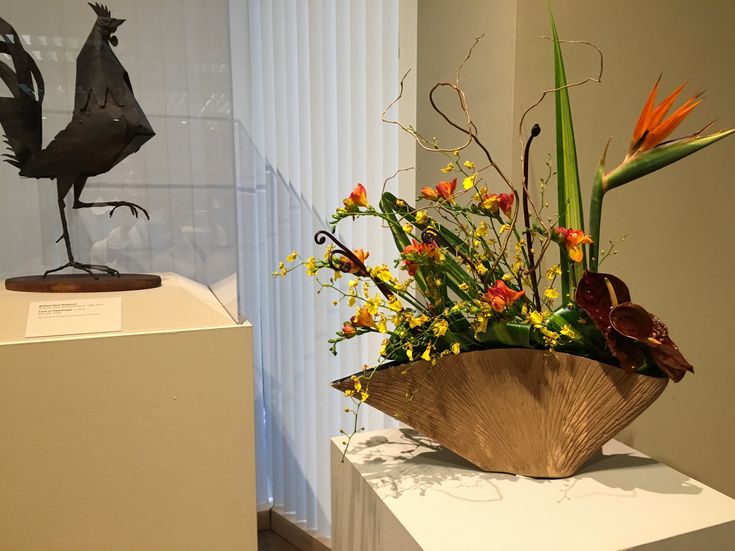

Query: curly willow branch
<box><xmin>518</xmin><ymin>38</ymin><xmax>604</xmax><ymax>145</ymax></box>
<box><xmin>382</xmin><ymin>69</ymin><xmax>474</xmax><ymax>153</ymax></box>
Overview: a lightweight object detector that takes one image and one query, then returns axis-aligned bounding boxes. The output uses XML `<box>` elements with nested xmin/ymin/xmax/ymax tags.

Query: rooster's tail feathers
<box><xmin>0</xmin><ymin>16</ymin><xmax>44</xmax><ymax>168</ymax></box>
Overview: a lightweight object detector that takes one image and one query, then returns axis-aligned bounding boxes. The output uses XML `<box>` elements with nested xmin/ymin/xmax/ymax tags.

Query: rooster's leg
<box><xmin>43</xmin><ymin>177</ymin><xmax>120</xmax><ymax>278</ymax></box>
<box><xmin>72</xmin><ymin>176</ymin><xmax>150</xmax><ymax>220</ymax></box>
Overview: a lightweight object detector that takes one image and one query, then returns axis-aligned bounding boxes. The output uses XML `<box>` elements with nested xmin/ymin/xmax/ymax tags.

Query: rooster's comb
<box><xmin>88</xmin><ymin>3</ymin><xmax>111</xmax><ymax>18</ymax></box>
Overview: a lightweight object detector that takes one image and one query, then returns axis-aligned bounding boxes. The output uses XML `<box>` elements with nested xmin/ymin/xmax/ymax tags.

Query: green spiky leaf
<box><xmin>551</xmin><ymin>12</ymin><xmax>585</xmax><ymax>300</ymax></box>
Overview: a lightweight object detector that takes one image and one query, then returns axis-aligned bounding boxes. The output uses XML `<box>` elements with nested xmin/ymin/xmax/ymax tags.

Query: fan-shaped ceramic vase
<box><xmin>332</xmin><ymin>348</ymin><xmax>668</xmax><ymax>478</ymax></box>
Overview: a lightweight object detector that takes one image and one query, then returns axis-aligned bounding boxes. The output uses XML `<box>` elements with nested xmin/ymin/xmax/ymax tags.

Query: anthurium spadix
<box><xmin>588</xmin><ymin>79</ymin><xmax>735</xmax><ymax>271</ymax></box>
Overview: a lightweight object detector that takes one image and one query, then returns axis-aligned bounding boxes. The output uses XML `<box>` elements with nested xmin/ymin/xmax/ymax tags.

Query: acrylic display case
<box><xmin>0</xmin><ymin>0</ymin><xmax>241</xmax><ymax>321</ymax></box>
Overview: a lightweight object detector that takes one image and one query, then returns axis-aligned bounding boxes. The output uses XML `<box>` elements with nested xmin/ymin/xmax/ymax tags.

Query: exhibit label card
<box><xmin>25</xmin><ymin>298</ymin><xmax>122</xmax><ymax>338</ymax></box>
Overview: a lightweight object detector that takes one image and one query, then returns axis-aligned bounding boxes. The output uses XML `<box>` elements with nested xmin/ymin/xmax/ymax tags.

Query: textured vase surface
<box><xmin>332</xmin><ymin>348</ymin><xmax>668</xmax><ymax>478</ymax></box>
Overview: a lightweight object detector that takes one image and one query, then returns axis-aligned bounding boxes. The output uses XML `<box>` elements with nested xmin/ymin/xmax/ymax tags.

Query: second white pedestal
<box><xmin>332</xmin><ymin>427</ymin><xmax>735</xmax><ymax>550</ymax></box>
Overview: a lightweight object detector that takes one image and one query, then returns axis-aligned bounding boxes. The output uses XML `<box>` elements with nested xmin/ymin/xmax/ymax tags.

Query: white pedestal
<box><xmin>0</xmin><ymin>273</ymin><xmax>256</xmax><ymax>551</ymax></box>
<box><xmin>332</xmin><ymin>428</ymin><xmax>735</xmax><ymax>550</ymax></box>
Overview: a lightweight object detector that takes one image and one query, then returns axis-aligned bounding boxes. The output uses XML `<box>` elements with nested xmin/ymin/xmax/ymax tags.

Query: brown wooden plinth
<box><xmin>5</xmin><ymin>273</ymin><xmax>162</xmax><ymax>293</ymax></box>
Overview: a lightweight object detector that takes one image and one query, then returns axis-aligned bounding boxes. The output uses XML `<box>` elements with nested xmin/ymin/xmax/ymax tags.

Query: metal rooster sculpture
<box><xmin>0</xmin><ymin>2</ymin><xmax>154</xmax><ymax>277</ymax></box>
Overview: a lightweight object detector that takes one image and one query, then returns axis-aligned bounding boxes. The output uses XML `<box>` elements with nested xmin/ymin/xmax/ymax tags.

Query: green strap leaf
<box><xmin>476</xmin><ymin>321</ymin><xmax>535</xmax><ymax>348</ymax></box>
<box><xmin>551</xmin><ymin>12</ymin><xmax>585</xmax><ymax>300</ymax></box>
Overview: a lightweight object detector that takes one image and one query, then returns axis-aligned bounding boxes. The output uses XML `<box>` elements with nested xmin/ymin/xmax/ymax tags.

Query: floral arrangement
<box><xmin>278</xmin><ymin>16</ymin><xmax>732</xmax><ymax>443</ymax></box>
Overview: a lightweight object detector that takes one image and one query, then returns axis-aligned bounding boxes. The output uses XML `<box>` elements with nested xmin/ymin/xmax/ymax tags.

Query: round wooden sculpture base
<box><xmin>5</xmin><ymin>273</ymin><xmax>162</xmax><ymax>293</ymax></box>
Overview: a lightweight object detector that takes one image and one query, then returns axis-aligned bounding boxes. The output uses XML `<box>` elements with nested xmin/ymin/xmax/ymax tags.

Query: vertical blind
<box><xmin>232</xmin><ymin>0</ymin><xmax>401</xmax><ymax>536</ymax></box>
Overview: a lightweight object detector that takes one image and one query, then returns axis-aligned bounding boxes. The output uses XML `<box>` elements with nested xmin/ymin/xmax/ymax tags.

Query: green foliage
<box><xmin>551</xmin><ymin>12</ymin><xmax>585</xmax><ymax>299</ymax></box>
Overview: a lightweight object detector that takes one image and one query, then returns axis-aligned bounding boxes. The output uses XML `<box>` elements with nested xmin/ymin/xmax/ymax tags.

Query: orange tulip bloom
<box><xmin>421</xmin><ymin>186</ymin><xmax>439</xmax><ymax>200</ymax></box>
<box><xmin>352</xmin><ymin>306</ymin><xmax>377</xmax><ymax>329</ymax></box>
<box><xmin>482</xmin><ymin>280</ymin><xmax>525</xmax><ymax>312</ymax></box>
<box><xmin>480</xmin><ymin>192</ymin><xmax>514</xmax><ymax>217</ymax></box>
<box><xmin>497</xmin><ymin>193</ymin><xmax>514</xmax><ymax>217</ymax></box>
<box><xmin>556</xmin><ymin>227</ymin><xmax>593</xmax><ymax>263</ymax></box>
<box><xmin>435</xmin><ymin>178</ymin><xmax>457</xmax><ymax>203</ymax></box>
<box><xmin>341</xmin><ymin>323</ymin><xmax>356</xmax><ymax>337</ymax></box>
<box><xmin>343</xmin><ymin>183</ymin><xmax>368</xmax><ymax>210</ymax></box>
<box><xmin>629</xmin><ymin>77</ymin><xmax>702</xmax><ymax>156</ymax></box>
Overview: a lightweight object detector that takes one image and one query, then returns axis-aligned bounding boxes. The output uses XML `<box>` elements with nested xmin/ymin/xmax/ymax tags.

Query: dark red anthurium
<box><xmin>575</xmin><ymin>271</ymin><xmax>693</xmax><ymax>382</ymax></box>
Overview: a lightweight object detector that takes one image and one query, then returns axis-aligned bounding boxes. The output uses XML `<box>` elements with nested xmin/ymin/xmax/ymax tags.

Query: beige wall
<box><xmin>415</xmin><ymin>0</ymin><xmax>517</xmax><ymax>185</ymax></box>
<box><xmin>416</xmin><ymin>0</ymin><xmax>735</xmax><ymax>496</ymax></box>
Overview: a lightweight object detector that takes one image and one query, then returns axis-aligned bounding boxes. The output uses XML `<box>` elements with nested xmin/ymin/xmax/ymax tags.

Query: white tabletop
<box><xmin>333</xmin><ymin>427</ymin><xmax>735</xmax><ymax>550</ymax></box>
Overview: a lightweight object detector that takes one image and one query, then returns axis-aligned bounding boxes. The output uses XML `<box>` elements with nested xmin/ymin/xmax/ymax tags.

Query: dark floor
<box><xmin>258</xmin><ymin>529</ymin><xmax>299</xmax><ymax>551</ymax></box>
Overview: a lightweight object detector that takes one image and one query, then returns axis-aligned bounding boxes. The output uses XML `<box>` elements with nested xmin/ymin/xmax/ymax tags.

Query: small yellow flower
<box><xmin>287</xmin><ymin>251</ymin><xmax>298</xmax><ymax>262</ymax></box>
<box><xmin>360</xmin><ymin>391</ymin><xmax>369</xmax><ymax>402</ymax></box>
<box><xmin>560</xmin><ymin>325</ymin><xmax>579</xmax><ymax>340</ymax></box>
<box><xmin>345</xmin><ymin>389</ymin><xmax>354</xmax><ymax>397</ymax></box>
<box><xmin>453</xmin><ymin>150</ymin><xmax>459</xmax><ymax>157</ymax></box>
<box><xmin>371</xmin><ymin>265</ymin><xmax>395</xmax><ymax>283</ymax></box>
<box><xmin>421</xmin><ymin>344</ymin><xmax>432</xmax><ymax>362</ymax></box>
<box><xmin>440</xmin><ymin>162</ymin><xmax>454</xmax><ymax>173</ymax></box>
<box><xmin>462</xmin><ymin>173</ymin><xmax>476</xmax><ymax>190</ymax></box>
<box><xmin>402</xmin><ymin>223</ymin><xmax>413</xmax><ymax>233</ymax></box>
<box><xmin>525</xmin><ymin>309</ymin><xmax>545</xmax><ymax>327</ymax></box>
<box><xmin>432</xmin><ymin>319</ymin><xmax>449</xmax><ymax>337</ymax></box>
<box><xmin>458</xmin><ymin>282</ymin><xmax>469</xmax><ymax>292</ymax></box>
<box><xmin>305</xmin><ymin>257</ymin><xmax>318</xmax><ymax>276</ymax></box>
<box><xmin>388</xmin><ymin>297</ymin><xmax>403</xmax><ymax>312</ymax></box>
<box><xmin>415</xmin><ymin>210</ymin><xmax>428</xmax><ymax>225</ymax></box>
<box><xmin>544</xmin><ymin>288</ymin><xmax>559</xmax><ymax>299</ymax></box>
<box><xmin>474</xmin><ymin>222</ymin><xmax>489</xmax><ymax>238</ymax></box>
<box><xmin>408</xmin><ymin>314</ymin><xmax>430</xmax><ymax>328</ymax></box>
<box><xmin>451</xmin><ymin>342</ymin><xmax>461</xmax><ymax>355</ymax></box>
<box><xmin>476</xmin><ymin>313</ymin><xmax>489</xmax><ymax>334</ymax></box>
<box><xmin>395</xmin><ymin>199</ymin><xmax>406</xmax><ymax>207</ymax></box>
<box><xmin>366</xmin><ymin>296</ymin><xmax>383</xmax><ymax>315</ymax></box>
<box><xmin>540</xmin><ymin>327</ymin><xmax>560</xmax><ymax>347</ymax></box>
<box><xmin>377</xmin><ymin>314</ymin><xmax>388</xmax><ymax>334</ymax></box>
<box><xmin>476</xmin><ymin>263</ymin><xmax>488</xmax><ymax>276</ymax></box>
<box><xmin>379</xmin><ymin>339</ymin><xmax>389</xmax><ymax>356</ymax></box>
<box><xmin>463</xmin><ymin>160</ymin><xmax>475</xmax><ymax>169</ymax></box>
<box><xmin>546</xmin><ymin>265</ymin><xmax>562</xmax><ymax>280</ymax></box>
<box><xmin>499</xmin><ymin>223</ymin><xmax>511</xmax><ymax>234</ymax></box>
<box><xmin>406</xmin><ymin>343</ymin><xmax>414</xmax><ymax>361</ymax></box>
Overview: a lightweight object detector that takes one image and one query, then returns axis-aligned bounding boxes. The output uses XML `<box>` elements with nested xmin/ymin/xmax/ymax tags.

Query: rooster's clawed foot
<box><xmin>109</xmin><ymin>201</ymin><xmax>150</xmax><ymax>220</ymax></box>
<box><xmin>43</xmin><ymin>261</ymin><xmax>120</xmax><ymax>279</ymax></box>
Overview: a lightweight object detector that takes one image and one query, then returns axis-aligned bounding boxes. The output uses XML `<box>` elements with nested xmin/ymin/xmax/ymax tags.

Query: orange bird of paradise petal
<box><xmin>629</xmin><ymin>78</ymin><xmax>702</xmax><ymax>156</ymax></box>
